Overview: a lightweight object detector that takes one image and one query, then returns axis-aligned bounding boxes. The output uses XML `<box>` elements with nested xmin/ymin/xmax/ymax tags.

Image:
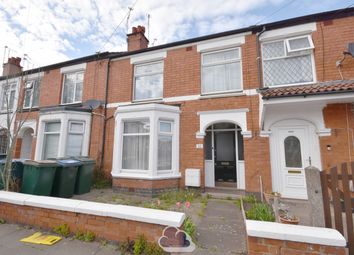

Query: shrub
<box><xmin>133</xmin><ymin>235</ymin><xmax>147</xmax><ymax>255</ymax></box>
<box><xmin>0</xmin><ymin>218</ymin><xmax>5</xmax><ymax>224</ymax></box>
<box><xmin>75</xmin><ymin>230</ymin><xmax>96</xmax><ymax>242</ymax></box>
<box><xmin>246</xmin><ymin>203</ymin><xmax>275</xmax><ymax>222</ymax></box>
<box><xmin>119</xmin><ymin>238</ymin><xmax>134</xmax><ymax>254</ymax></box>
<box><xmin>53</xmin><ymin>224</ymin><xmax>70</xmax><ymax>238</ymax></box>
<box><xmin>144</xmin><ymin>242</ymin><xmax>165</xmax><ymax>255</ymax></box>
<box><xmin>183</xmin><ymin>217</ymin><xmax>196</xmax><ymax>241</ymax></box>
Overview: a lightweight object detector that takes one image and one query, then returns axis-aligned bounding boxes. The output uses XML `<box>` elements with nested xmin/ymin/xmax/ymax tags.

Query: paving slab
<box><xmin>195</xmin><ymin>199</ymin><xmax>247</xmax><ymax>254</ymax></box>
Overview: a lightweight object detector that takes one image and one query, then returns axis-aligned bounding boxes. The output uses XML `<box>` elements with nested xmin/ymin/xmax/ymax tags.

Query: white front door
<box><xmin>270</xmin><ymin>121</ymin><xmax>321</xmax><ymax>199</ymax></box>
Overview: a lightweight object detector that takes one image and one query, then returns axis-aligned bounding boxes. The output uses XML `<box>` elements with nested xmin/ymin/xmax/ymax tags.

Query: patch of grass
<box><xmin>158</xmin><ymin>189</ymin><xmax>201</xmax><ymax>206</ymax></box>
<box><xmin>133</xmin><ymin>235</ymin><xmax>147</xmax><ymax>255</ymax></box>
<box><xmin>0</xmin><ymin>218</ymin><xmax>5</xmax><ymax>224</ymax></box>
<box><xmin>235</xmin><ymin>194</ymin><xmax>258</xmax><ymax>209</ymax></box>
<box><xmin>75</xmin><ymin>230</ymin><xmax>96</xmax><ymax>242</ymax></box>
<box><xmin>92</xmin><ymin>170</ymin><xmax>111</xmax><ymax>189</ymax></box>
<box><xmin>53</xmin><ymin>224</ymin><xmax>70</xmax><ymax>238</ymax></box>
<box><xmin>183</xmin><ymin>216</ymin><xmax>196</xmax><ymax>241</ymax></box>
<box><xmin>245</xmin><ymin>203</ymin><xmax>275</xmax><ymax>222</ymax></box>
<box><xmin>197</xmin><ymin>196</ymin><xmax>208</xmax><ymax>217</ymax></box>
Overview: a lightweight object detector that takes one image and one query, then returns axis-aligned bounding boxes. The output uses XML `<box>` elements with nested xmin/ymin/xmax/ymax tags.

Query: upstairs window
<box><xmin>134</xmin><ymin>61</ymin><xmax>163</xmax><ymax>101</ymax></box>
<box><xmin>202</xmin><ymin>48</ymin><xmax>242</xmax><ymax>94</ymax></box>
<box><xmin>62</xmin><ymin>71</ymin><xmax>84</xmax><ymax>104</ymax></box>
<box><xmin>23</xmin><ymin>80</ymin><xmax>40</xmax><ymax>109</ymax></box>
<box><xmin>262</xmin><ymin>35</ymin><xmax>315</xmax><ymax>87</ymax></box>
<box><xmin>1</xmin><ymin>83</ymin><xmax>17</xmax><ymax>111</ymax></box>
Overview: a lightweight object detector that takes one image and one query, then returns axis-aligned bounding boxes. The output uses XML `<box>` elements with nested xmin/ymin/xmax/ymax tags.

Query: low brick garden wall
<box><xmin>0</xmin><ymin>191</ymin><xmax>185</xmax><ymax>242</ymax></box>
<box><xmin>246</xmin><ymin>220</ymin><xmax>347</xmax><ymax>255</ymax></box>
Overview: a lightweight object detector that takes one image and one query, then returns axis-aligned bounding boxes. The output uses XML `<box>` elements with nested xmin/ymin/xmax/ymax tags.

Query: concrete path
<box><xmin>194</xmin><ymin>199</ymin><xmax>247</xmax><ymax>254</ymax></box>
<box><xmin>0</xmin><ymin>224</ymin><xmax>120</xmax><ymax>255</ymax></box>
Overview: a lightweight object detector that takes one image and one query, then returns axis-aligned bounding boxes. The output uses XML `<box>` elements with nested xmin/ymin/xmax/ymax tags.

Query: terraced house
<box><xmin>1</xmin><ymin>7</ymin><xmax>354</xmax><ymax>199</ymax></box>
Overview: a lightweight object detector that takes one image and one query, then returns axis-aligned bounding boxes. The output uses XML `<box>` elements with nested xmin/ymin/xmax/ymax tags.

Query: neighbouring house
<box><xmin>1</xmin><ymin>8</ymin><xmax>354</xmax><ymax>198</ymax></box>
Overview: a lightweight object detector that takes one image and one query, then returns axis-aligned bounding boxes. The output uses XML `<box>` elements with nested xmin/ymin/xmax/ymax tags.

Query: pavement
<box><xmin>0</xmin><ymin>224</ymin><xmax>120</xmax><ymax>255</ymax></box>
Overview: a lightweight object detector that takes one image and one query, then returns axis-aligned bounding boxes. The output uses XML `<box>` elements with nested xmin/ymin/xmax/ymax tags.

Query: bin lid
<box><xmin>56</xmin><ymin>159</ymin><xmax>82</xmax><ymax>167</ymax></box>
<box><xmin>24</xmin><ymin>160</ymin><xmax>58</xmax><ymax>167</ymax></box>
<box><xmin>73</xmin><ymin>156</ymin><xmax>95</xmax><ymax>164</ymax></box>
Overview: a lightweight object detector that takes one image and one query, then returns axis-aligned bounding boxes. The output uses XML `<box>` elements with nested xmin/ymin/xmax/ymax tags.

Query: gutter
<box><xmin>99</xmin><ymin>58</ymin><xmax>111</xmax><ymax>172</ymax></box>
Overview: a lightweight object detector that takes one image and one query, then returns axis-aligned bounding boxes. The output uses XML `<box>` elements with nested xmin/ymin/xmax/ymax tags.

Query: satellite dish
<box><xmin>83</xmin><ymin>99</ymin><xmax>102</xmax><ymax>110</ymax></box>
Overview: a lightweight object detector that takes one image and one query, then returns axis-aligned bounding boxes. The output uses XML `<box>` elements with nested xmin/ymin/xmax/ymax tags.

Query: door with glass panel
<box><xmin>278</xmin><ymin>127</ymin><xmax>309</xmax><ymax>199</ymax></box>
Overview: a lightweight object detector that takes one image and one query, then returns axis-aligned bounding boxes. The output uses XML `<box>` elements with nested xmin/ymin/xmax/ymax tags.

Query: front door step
<box><xmin>205</xmin><ymin>187</ymin><xmax>245</xmax><ymax>200</ymax></box>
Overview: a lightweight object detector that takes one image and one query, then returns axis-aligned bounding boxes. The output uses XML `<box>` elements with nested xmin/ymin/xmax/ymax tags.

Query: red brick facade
<box><xmin>6</xmin><ymin>12</ymin><xmax>354</xmax><ymax>194</ymax></box>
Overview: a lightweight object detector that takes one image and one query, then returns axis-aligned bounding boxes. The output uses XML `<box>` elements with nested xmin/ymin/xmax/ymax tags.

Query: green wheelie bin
<box><xmin>21</xmin><ymin>160</ymin><xmax>58</xmax><ymax>195</ymax></box>
<box><xmin>73</xmin><ymin>157</ymin><xmax>95</xmax><ymax>195</ymax></box>
<box><xmin>52</xmin><ymin>159</ymin><xmax>81</xmax><ymax>198</ymax></box>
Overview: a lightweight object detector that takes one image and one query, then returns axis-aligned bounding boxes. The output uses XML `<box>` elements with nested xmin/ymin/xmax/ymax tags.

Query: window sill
<box><xmin>111</xmin><ymin>172</ymin><xmax>181</xmax><ymax>180</ymax></box>
<box><xmin>264</xmin><ymin>81</ymin><xmax>316</xmax><ymax>88</ymax></box>
<box><xmin>22</xmin><ymin>107</ymin><xmax>40</xmax><ymax>112</ymax></box>
<box><xmin>59</xmin><ymin>102</ymin><xmax>83</xmax><ymax>107</ymax></box>
<box><xmin>131</xmin><ymin>98</ymin><xmax>164</xmax><ymax>105</ymax></box>
<box><xmin>199</xmin><ymin>91</ymin><xmax>245</xmax><ymax>99</ymax></box>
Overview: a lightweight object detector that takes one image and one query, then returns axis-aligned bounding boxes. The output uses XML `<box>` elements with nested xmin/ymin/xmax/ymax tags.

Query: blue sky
<box><xmin>0</xmin><ymin>0</ymin><xmax>353</xmax><ymax>72</ymax></box>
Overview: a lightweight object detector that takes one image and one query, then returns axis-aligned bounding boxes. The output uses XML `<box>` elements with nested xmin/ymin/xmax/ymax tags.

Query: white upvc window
<box><xmin>201</xmin><ymin>47</ymin><xmax>242</xmax><ymax>94</ymax></box>
<box><xmin>134</xmin><ymin>61</ymin><xmax>163</xmax><ymax>101</ymax></box>
<box><xmin>43</xmin><ymin>122</ymin><xmax>61</xmax><ymax>160</ymax></box>
<box><xmin>158</xmin><ymin>121</ymin><xmax>173</xmax><ymax>172</ymax></box>
<box><xmin>1</xmin><ymin>83</ymin><xmax>17</xmax><ymax>111</ymax></box>
<box><xmin>35</xmin><ymin>111</ymin><xmax>91</xmax><ymax>160</ymax></box>
<box><xmin>61</xmin><ymin>71</ymin><xmax>84</xmax><ymax>104</ymax></box>
<box><xmin>66</xmin><ymin>121</ymin><xmax>85</xmax><ymax>157</ymax></box>
<box><xmin>112</xmin><ymin>104</ymin><xmax>180</xmax><ymax>179</ymax></box>
<box><xmin>262</xmin><ymin>35</ymin><xmax>315</xmax><ymax>87</ymax></box>
<box><xmin>23</xmin><ymin>80</ymin><xmax>40</xmax><ymax>109</ymax></box>
<box><xmin>122</xmin><ymin>120</ymin><xmax>150</xmax><ymax>171</ymax></box>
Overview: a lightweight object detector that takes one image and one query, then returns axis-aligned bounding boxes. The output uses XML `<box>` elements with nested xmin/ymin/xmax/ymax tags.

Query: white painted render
<box><xmin>60</xmin><ymin>63</ymin><xmax>86</xmax><ymax>73</ymax></box>
<box><xmin>260</xmin><ymin>22</ymin><xmax>317</xmax><ymax>41</ymax></box>
<box><xmin>130</xmin><ymin>51</ymin><xmax>167</xmax><ymax>64</ymax></box>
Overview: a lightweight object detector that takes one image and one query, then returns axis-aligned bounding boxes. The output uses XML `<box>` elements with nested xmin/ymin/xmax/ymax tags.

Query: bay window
<box><xmin>262</xmin><ymin>35</ymin><xmax>315</xmax><ymax>87</ymax></box>
<box><xmin>134</xmin><ymin>61</ymin><xmax>163</xmax><ymax>101</ymax></box>
<box><xmin>35</xmin><ymin>110</ymin><xmax>91</xmax><ymax>160</ymax></box>
<box><xmin>201</xmin><ymin>48</ymin><xmax>242</xmax><ymax>94</ymax></box>
<box><xmin>112</xmin><ymin>104</ymin><xmax>180</xmax><ymax>179</ymax></box>
<box><xmin>62</xmin><ymin>71</ymin><xmax>84</xmax><ymax>104</ymax></box>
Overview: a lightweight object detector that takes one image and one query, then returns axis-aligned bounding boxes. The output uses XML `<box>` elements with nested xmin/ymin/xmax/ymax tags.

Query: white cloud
<box><xmin>0</xmin><ymin>0</ymin><xmax>349</xmax><ymax>74</ymax></box>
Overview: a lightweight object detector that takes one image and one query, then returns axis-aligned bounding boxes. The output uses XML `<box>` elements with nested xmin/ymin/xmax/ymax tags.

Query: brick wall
<box><xmin>0</xmin><ymin>202</ymin><xmax>164</xmax><ymax>242</ymax></box>
<box><xmin>248</xmin><ymin>236</ymin><xmax>346</xmax><ymax>255</ymax></box>
<box><xmin>320</xmin><ymin>103</ymin><xmax>354</xmax><ymax>170</ymax></box>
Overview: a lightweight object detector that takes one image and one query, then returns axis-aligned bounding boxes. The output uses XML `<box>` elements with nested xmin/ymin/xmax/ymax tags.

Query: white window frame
<box><xmin>66</xmin><ymin>121</ymin><xmax>85</xmax><ymax>156</ymax></box>
<box><xmin>121</xmin><ymin>119</ymin><xmax>150</xmax><ymax>172</ymax></box>
<box><xmin>261</xmin><ymin>35</ymin><xmax>316</xmax><ymax>87</ymax></box>
<box><xmin>201</xmin><ymin>47</ymin><xmax>243</xmax><ymax>95</ymax></box>
<box><xmin>35</xmin><ymin>111</ymin><xmax>91</xmax><ymax>160</ymax></box>
<box><xmin>42</xmin><ymin>121</ymin><xmax>61</xmax><ymax>159</ymax></box>
<box><xmin>23</xmin><ymin>79</ymin><xmax>40</xmax><ymax>109</ymax></box>
<box><xmin>285</xmin><ymin>35</ymin><xmax>314</xmax><ymax>53</ymax></box>
<box><xmin>112</xmin><ymin>104</ymin><xmax>180</xmax><ymax>180</ymax></box>
<box><xmin>1</xmin><ymin>83</ymin><xmax>17</xmax><ymax>112</ymax></box>
<box><xmin>61</xmin><ymin>71</ymin><xmax>84</xmax><ymax>105</ymax></box>
<box><xmin>157</xmin><ymin>120</ymin><xmax>174</xmax><ymax>173</ymax></box>
<box><xmin>133</xmin><ymin>61</ymin><xmax>164</xmax><ymax>102</ymax></box>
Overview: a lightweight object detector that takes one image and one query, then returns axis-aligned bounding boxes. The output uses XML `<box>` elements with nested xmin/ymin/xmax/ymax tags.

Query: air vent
<box><xmin>348</xmin><ymin>43</ymin><xmax>354</xmax><ymax>57</ymax></box>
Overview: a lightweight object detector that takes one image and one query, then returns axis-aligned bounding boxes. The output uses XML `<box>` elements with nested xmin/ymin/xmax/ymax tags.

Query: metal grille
<box><xmin>262</xmin><ymin>41</ymin><xmax>285</xmax><ymax>59</ymax></box>
<box><xmin>263</xmin><ymin>55</ymin><xmax>313</xmax><ymax>86</ymax></box>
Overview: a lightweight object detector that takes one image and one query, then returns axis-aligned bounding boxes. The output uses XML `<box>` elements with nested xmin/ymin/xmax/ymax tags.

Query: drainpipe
<box><xmin>256</xmin><ymin>26</ymin><xmax>266</xmax><ymax>88</ymax></box>
<box><xmin>99</xmin><ymin>58</ymin><xmax>111</xmax><ymax>172</ymax></box>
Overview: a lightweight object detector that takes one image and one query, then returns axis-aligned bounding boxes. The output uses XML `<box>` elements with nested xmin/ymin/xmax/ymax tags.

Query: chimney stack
<box><xmin>2</xmin><ymin>57</ymin><xmax>22</xmax><ymax>76</ymax></box>
<box><xmin>127</xmin><ymin>25</ymin><xmax>149</xmax><ymax>52</ymax></box>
